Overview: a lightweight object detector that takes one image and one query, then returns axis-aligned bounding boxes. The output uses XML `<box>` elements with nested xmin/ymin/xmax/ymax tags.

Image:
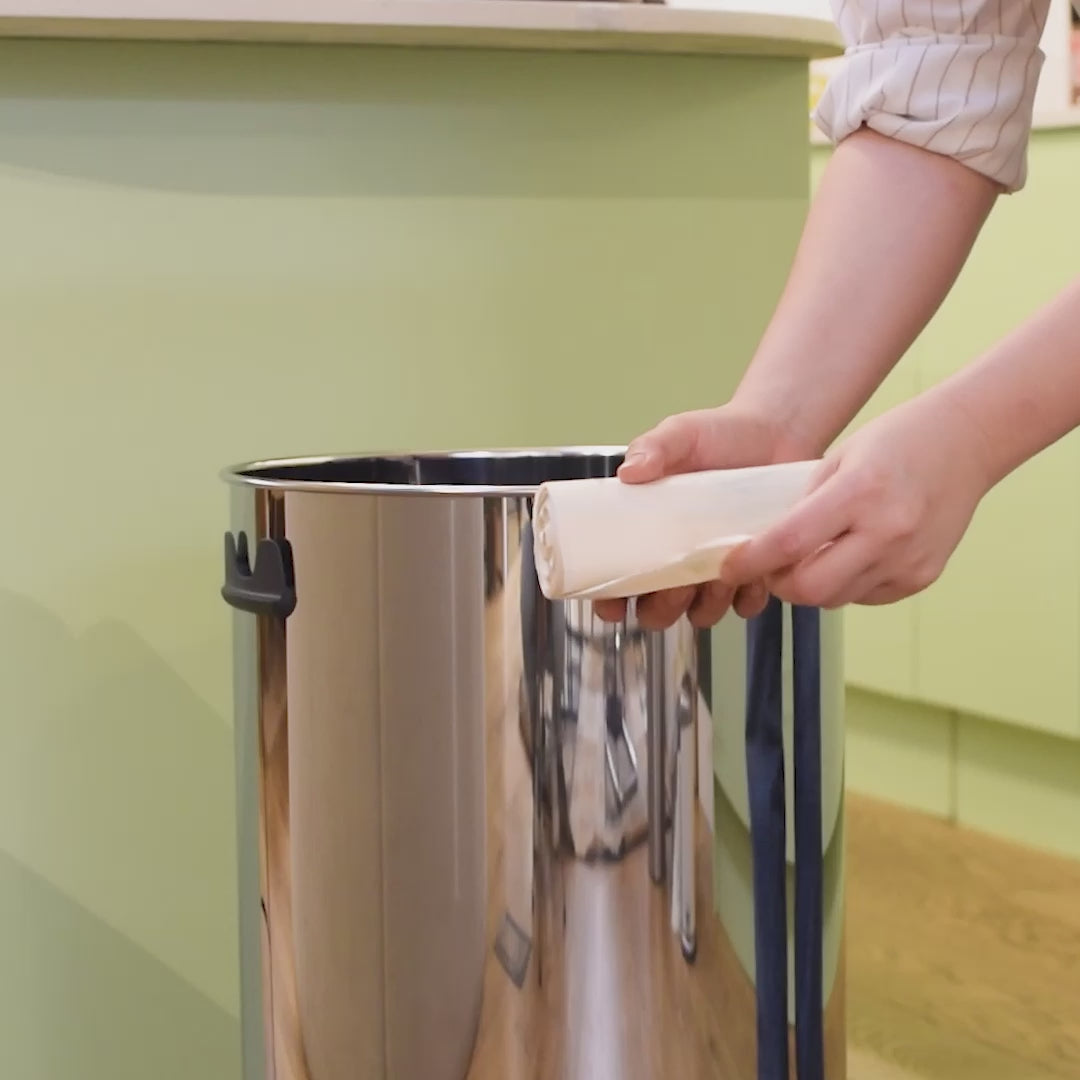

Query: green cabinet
<box><xmin>915</xmin><ymin>439</ymin><xmax>1080</xmax><ymax>738</ymax></box>
<box><xmin>908</xmin><ymin>142</ymin><xmax>1080</xmax><ymax>738</ymax></box>
<box><xmin>0</xmin><ymin>30</ymin><xmax>838</xmax><ymax>1079</ymax></box>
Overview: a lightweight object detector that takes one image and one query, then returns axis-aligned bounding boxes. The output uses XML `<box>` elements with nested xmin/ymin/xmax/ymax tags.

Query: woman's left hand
<box><xmin>720</xmin><ymin>390</ymin><xmax>994</xmax><ymax>608</ymax></box>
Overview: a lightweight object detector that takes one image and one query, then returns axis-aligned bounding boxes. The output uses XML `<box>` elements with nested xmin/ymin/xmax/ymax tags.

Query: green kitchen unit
<box><xmin>0</xmin><ymin>3</ymin><xmax>840</xmax><ymax>1078</ymax></box>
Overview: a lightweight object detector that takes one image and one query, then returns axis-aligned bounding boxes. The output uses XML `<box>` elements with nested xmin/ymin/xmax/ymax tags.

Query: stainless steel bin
<box><xmin>220</xmin><ymin>449</ymin><xmax>846</xmax><ymax>1080</ymax></box>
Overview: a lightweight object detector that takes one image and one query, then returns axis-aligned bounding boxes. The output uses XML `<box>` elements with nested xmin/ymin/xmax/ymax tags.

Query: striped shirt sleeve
<box><xmin>813</xmin><ymin>0</ymin><xmax>1051</xmax><ymax>192</ymax></box>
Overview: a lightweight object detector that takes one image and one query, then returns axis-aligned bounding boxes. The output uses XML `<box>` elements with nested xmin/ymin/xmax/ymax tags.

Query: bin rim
<box><xmin>221</xmin><ymin>446</ymin><xmax>628</xmax><ymax>497</ymax></box>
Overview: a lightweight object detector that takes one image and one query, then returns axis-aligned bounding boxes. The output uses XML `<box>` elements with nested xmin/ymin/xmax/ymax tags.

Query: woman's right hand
<box><xmin>593</xmin><ymin>403</ymin><xmax>811</xmax><ymax>631</ymax></box>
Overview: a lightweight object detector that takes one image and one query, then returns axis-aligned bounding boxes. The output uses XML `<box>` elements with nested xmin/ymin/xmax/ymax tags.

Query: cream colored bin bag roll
<box><xmin>534</xmin><ymin>460</ymin><xmax>819</xmax><ymax>601</ymax></box>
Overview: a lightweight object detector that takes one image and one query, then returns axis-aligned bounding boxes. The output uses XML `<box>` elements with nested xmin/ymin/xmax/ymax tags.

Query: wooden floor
<box><xmin>845</xmin><ymin>794</ymin><xmax>1080</xmax><ymax>1080</ymax></box>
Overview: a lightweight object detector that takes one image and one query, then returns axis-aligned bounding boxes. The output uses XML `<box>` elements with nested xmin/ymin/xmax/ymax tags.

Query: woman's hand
<box><xmin>593</xmin><ymin>403</ymin><xmax>812</xmax><ymax>631</ymax></box>
<box><xmin>720</xmin><ymin>390</ymin><xmax>994</xmax><ymax>608</ymax></box>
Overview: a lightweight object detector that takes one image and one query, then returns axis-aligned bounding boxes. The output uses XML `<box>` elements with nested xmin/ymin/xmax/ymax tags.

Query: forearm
<box><xmin>937</xmin><ymin>277</ymin><xmax>1080</xmax><ymax>490</ymax></box>
<box><xmin>732</xmin><ymin>129</ymin><xmax>999</xmax><ymax>458</ymax></box>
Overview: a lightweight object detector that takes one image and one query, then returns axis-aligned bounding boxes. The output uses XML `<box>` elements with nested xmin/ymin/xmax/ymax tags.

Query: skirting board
<box><xmin>845</xmin><ymin>688</ymin><xmax>1080</xmax><ymax>862</ymax></box>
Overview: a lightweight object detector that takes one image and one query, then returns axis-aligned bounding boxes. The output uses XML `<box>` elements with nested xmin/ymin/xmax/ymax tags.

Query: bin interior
<box><xmin>234</xmin><ymin>448</ymin><xmax>627</xmax><ymax>493</ymax></box>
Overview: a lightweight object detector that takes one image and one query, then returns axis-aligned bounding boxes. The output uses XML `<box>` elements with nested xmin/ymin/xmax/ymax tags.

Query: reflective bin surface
<box><xmin>221</xmin><ymin>449</ymin><xmax>846</xmax><ymax>1080</ymax></box>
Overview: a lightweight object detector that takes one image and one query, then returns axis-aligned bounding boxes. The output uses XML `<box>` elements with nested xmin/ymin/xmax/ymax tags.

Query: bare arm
<box><xmin>730</xmin><ymin>129</ymin><xmax>999</xmax><ymax>459</ymax></box>
<box><xmin>941</xmin><ymin>276</ymin><xmax>1080</xmax><ymax>488</ymax></box>
<box><xmin>606</xmin><ymin>133</ymin><xmax>1001</xmax><ymax>628</ymax></box>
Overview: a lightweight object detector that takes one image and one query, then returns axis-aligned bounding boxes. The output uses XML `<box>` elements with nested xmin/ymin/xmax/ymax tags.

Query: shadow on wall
<box><xmin>0</xmin><ymin>850</ymin><xmax>239</xmax><ymax>1080</ymax></box>
<box><xmin>0</xmin><ymin>588</ymin><xmax>242</xmax><ymax>1074</ymax></box>
<box><xmin>0</xmin><ymin>38</ymin><xmax>803</xmax><ymax>199</ymax></box>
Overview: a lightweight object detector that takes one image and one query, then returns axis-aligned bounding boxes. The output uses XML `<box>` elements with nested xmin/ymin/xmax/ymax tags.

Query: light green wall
<box><xmin>0</xmin><ymin>37</ymin><xmax>812</xmax><ymax>1077</ymax></box>
<box><xmin>818</xmin><ymin>129</ymin><xmax>1080</xmax><ymax>860</ymax></box>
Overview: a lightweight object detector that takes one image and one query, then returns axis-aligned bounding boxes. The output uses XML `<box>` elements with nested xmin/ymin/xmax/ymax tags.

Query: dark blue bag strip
<box><xmin>792</xmin><ymin>604</ymin><xmax>825</xmax><ymax>1080</ymax></box>
<box><xmin>745</xmin><ymin>596</ymin><xmax>788</xmax><ymax>1080</ymax></box>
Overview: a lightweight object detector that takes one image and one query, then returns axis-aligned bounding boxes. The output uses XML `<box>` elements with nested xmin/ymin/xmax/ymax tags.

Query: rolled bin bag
<box><xmin>534</xmin><ymin>459</ymin><xmax>825</xmax><ymax>1080</ymax></box>
<box><xmin>533</xmin><ymin>460</ymin><xmax>818</xmax><ymax>602</ymax></box>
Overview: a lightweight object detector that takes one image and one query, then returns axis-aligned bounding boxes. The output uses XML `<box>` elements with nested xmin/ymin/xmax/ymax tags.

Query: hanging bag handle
<box><xmin>745</xmin><ymin>596</ymin><xmax>789</xmax><ymax>1080</ymax></box>
<box><xmin>793</xmin><ymin>604</ymin><xmax>825</xmax><ymax>1080</ymax></box>
<box><xmin>745</xmin><ymin>599</ymin><xmax>827</xmax><ymax>1080</ymax></box>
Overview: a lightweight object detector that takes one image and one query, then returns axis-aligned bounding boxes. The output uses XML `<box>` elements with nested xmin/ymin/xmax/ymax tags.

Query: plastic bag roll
<box><xmin>533</xmin><ymin>460</ymin><xmax>819</xmax><ymax>601</ymax></box>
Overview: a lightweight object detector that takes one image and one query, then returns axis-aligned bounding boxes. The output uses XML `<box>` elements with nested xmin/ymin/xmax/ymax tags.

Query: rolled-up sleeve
<box><xmin>813</xmin><ymin>0</ymin><xmax>1051</xmax><ymax>191</ymax></box>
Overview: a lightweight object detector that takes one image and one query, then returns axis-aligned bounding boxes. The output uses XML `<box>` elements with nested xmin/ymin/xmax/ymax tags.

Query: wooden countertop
<box><xmin>0</xmin><ymin>0</ymin><xmax>842</xmax><ymax>58</ymax></box>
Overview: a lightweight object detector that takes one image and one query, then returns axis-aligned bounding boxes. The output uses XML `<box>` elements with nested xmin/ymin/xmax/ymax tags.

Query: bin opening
<box><xmin>228</xmin><ymin>448</ymin><xmax>626</xmax><ymax>495</ymax></box>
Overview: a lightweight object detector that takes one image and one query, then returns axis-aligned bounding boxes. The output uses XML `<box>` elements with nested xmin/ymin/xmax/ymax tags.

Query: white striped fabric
<box><xmin>814</xmin><ymin>0</ymin><xmax>1052</xmax><ymax>191</ymax></box>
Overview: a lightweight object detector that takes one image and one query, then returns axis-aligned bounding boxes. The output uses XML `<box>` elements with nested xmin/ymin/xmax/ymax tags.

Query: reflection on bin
<box><xmin>220</xmin><ymin>449</ymin><xmax>846</xmax><ymax>1080</ymax></box>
